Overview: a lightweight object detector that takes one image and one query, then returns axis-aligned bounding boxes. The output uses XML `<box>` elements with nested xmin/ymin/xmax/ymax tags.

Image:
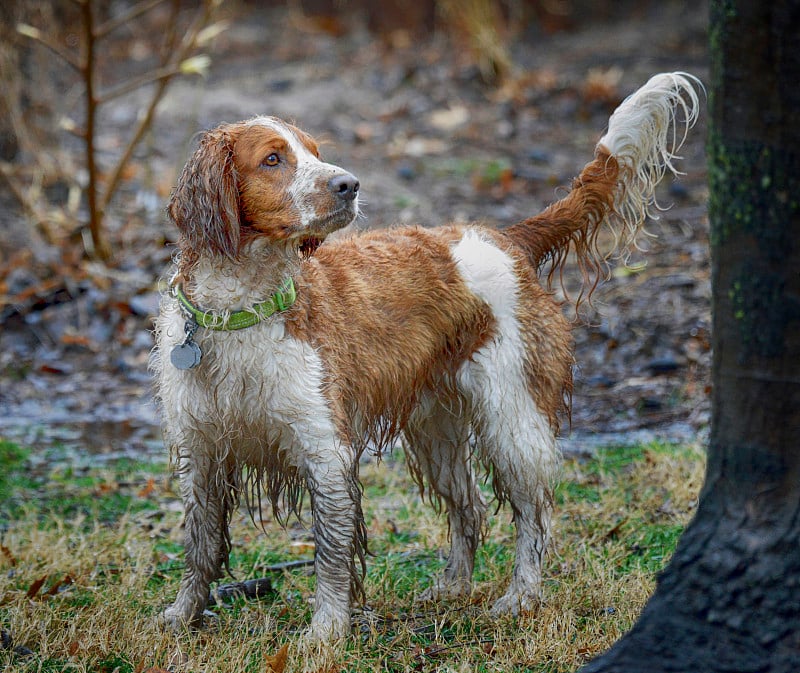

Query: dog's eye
<box><xmin>261</xmin><ymin>153</ymin><xmax>280</xmax><ymax>167</ymax></box>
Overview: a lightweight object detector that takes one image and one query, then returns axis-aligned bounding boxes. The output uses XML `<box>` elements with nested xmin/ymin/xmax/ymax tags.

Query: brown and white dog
<box><xmin>153</xmin><ymin>73</ymin><xmax>700</xmax><ymax>640</ymax></box>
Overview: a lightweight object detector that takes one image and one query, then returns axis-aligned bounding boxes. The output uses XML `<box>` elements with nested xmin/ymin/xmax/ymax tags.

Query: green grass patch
<box><xmin>0</xmin><ymin>441</ymin><xmax>34</xmax><ymax>506</ymax></box>
<box><xmin>0</xmin><ymin>440</ymin><xmax>705</xmax><ymax>672</ymax></box>
<box><xmin>621</xmin><ymin>522</ymin><xmax>686</xmax><ymax>573</ymax></box>
<box><xmin>1</xmin><ymin>447</ymin><xmax>168</xmax><ymax>526</ymax></box>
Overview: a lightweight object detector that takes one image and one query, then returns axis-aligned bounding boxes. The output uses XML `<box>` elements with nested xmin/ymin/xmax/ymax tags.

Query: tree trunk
<box><xmin>579</xmin><ymin>2</ymin><xmax>800</xmax><ymax>671</ymax></box>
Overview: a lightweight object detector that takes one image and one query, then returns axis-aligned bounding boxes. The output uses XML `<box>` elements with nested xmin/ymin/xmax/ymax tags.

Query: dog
<box><xmin>153</xmin><ymin>72</ymin><xmax>700</xmax><ymax>640</ymax></box>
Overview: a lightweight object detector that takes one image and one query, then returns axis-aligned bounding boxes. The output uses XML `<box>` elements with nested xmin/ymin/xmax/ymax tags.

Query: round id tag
<box><xmin>170</xmin><ymin>340</ymin><xmax>202</xmax><ymax>370</ymax></box>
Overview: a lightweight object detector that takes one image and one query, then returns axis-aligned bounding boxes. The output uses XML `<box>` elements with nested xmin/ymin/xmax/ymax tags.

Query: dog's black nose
<box><xmin>329</xmin><ymin>173</ymin><xmax>360</xmax><ymax>201</ymax></box>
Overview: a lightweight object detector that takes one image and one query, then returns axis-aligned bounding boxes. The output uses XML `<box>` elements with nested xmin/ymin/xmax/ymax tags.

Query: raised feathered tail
<box><xmin>503</xmin><ymin>72</ymin><xmax>702</xmax><ymax>303</ymax></box>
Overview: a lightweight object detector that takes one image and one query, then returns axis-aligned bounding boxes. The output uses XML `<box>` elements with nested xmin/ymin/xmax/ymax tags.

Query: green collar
<box><xmin>174</xmin><ymin>278</ymin><xmax>296</xmax><ymax>331</ymax></box>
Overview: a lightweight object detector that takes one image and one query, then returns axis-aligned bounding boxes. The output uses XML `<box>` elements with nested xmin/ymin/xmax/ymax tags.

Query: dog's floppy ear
<box><xmin>169</xmin><ymin>127</ymin><xmax>241</xmax><ymax>262</ymax></box>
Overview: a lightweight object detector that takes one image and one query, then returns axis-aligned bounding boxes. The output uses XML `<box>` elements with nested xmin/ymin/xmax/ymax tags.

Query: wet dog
<box><xmin>153</xmin><ymin>73</ymin><xmax>700</xmax><ymax>640</ymax></box>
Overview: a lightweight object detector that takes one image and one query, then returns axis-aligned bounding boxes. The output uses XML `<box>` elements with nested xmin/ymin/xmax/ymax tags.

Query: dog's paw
<box><xmin>416</xmin><ymin>577</ymin><xmax>472</xmax><ymax>603</ymax></box>
<box><xmin>293</xmin><ymin>632</ymin><xmax>343</xmax><ymax>673</ymax></box>
<box><xmin>158</xmin><ymin>606</ymin><xmax>215</xmax><ymax>632</ymax></box>
<box><xmin>490</xmin><ymin>589</ymin><xmax>542</xmax><ymax>617</ymax></box>
<box><xmin>304</xmin><ymin>609</ymin><xmax>350</xmax><ymax>644</ymax></box>
<box><xmin>158</xmin><ymin>606</ymin><xmax>187</xmax><ymax>632</ymax></box>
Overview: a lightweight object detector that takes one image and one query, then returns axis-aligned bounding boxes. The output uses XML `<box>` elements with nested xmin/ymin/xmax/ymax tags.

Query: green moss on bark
<box><xmin>708</xmin><ymin>131</ymin><xmax>800</xmax><ymax>360</ymax></box>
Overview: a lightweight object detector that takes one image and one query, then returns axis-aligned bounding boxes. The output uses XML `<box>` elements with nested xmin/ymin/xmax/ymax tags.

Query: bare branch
<box><xmin>96</xmin><ymin>64</ymin><xmax>185</xmax><ymax>104</ymax></box>
<box><xmin>159</xmin><ymin>0</ymin><xmax>183</xmax><ymax>62</ymax></box>
<box><xmin>178</xmin><ymin>0</ymin><xmax>219</xmax><ymax>52</ymax></box>
<box><xmin>0</xmin><ymin>163</ymin><xmax>63</xmax><ymax>245</ymax></box>
<box><xmin>16</xmin><ymin>23</ymin><xmax>83</xmax><ymax>72</ymax></box>
<box><xmin>94</xmin><ymin>0</ymin><xmax>169</xmax><ymax>40</ymax></box>
<box><xmin>79</xmin><ymin>0</ymin><xmax>111</xmax><ymax>261</ymax></box>
<box><xmin>13</xmin><ymin>0</ymin><xmax>223</xmax><ymax>261</ymax></box>
<box><xmin>99</xmin><ymin>0</ymin><xmax>221</xmax><ymax>215</ymax></box>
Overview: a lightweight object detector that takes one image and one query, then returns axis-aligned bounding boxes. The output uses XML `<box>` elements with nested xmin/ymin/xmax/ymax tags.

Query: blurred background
<box><xmin>0</xmin><ymin>0</ymin><xmax>710</xmax><ymax>469</ymax></box>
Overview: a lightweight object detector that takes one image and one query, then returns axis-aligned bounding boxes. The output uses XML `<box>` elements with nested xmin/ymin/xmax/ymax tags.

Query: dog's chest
<box><xmin>158</xmin><ymin>309</ymin><xmax>329</xmax><ymax>432</ymax></box>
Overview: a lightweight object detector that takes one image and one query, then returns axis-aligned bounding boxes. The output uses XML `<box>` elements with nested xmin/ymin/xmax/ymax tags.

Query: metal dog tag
<box><xmin>170</xmin><ymin>340</ymin><xmax>202</xmax><ymax>370</ymax></box>
<box><xmin>171</xmin><ymin>318</ymin><xmax>202</xmax><ymax>370</ymax></box>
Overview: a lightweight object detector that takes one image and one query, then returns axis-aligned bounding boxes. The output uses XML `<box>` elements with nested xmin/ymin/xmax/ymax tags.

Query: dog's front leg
<box><xmin>303</xmin><ymin>449</ymin><xmax>364</xmax><ymax>641</ymax></box>
<box><xmin>163</xmin><ymin>448</ymin><xmax>232</xmax><ymax>630</ymax></box>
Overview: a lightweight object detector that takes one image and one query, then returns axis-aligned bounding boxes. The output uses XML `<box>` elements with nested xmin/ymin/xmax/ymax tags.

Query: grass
<box><xmin>0</xmin><ymin>439</ymin><xmax>705</xmax><ymax>672</ymax></box>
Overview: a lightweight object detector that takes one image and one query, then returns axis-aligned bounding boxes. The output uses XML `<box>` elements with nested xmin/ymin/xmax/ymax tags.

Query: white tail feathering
<box><xmin>597</xmin><ymin>71</ymin><xmax>703</xmax><ymax>250</ymax></box>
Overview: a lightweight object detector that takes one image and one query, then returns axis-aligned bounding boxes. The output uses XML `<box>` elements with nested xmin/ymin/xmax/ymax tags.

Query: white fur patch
<box><xmin>451</xmin><ymin>229</ymin><xmax>519</xmax><ymax>323</ymax></box>
<box><xmin>154</xmin><ymin>298</ymin><xmax>338</xmax><ymax>469</ymax></box>
<box><xmin>595</xmin><ymin>72</ymin><xmax>701</xmax><ymax>240</ymax></box>
<box><xmin>451</xmin><ymin>229</ymin><xmax>555</xmax><ymax>460</ymax></box>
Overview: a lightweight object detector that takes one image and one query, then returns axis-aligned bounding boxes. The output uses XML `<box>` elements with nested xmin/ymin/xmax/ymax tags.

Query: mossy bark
<box><xmin>578</xmin><ymin>2</ymin><xmax>800</xmax><ymax>671</ymax></box>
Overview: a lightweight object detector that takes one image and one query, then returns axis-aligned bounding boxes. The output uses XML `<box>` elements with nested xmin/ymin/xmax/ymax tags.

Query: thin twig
<box><xmin>96</xmin><ymin>63</ymin><xmax>187</xmax><ymax>104</ymax></box>
<box><xmin>411</xmin><ymin>637</ymin><xmax>496</xmax><ymax>664</ymax></box>
<box><xmin>93</xmin><ymin>0</ymin><xmax>168</xmax><ymax>40</ymax></box>
<box><xmin>80</xmin><ymin>0</ymin><xmax>110</xmax><ymax>260</ymax></box>
<box><xmin>98</xmin><ymin>0</ymin><xmax>217</xmax><ymax>216</ymax></box>
<box><xmin>160</xmin><ymin>0</ymin><xmax>183</xmax><ymax>63</ymax></box>
<box><xmin>209</xmin><ymin>578</ymin><xmax>274</xmax><ymax>605</ymax></box>
<box><xmin>0</xmin><ymin>163</ymin><xmax>60</xmax><ymax>245</ymax></box>
<box><xmin>13</xmin><ymin>0</ymin><xmax>220</xmax><ymax>261</ymax></box>
<box><xmin>15</xmin><ymin>24</ymin><xmax>83</xmax><ymax>71</ymax></box>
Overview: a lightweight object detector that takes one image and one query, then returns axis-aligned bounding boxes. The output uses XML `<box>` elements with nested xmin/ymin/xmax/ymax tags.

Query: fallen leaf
<box><xmin>0</xmin><ymin>545</ymin><xmax>16</xmax><ymax>566</ymax></box>
<box><xmin>427</xmin><ymin>105</ymin><xmax>469</xmax><ymax>132</ymax></box>
<box><xmin>582</xmin><ymin>66</ymin><xmax>623</xmax><ymax>105</ymax></box>
<box><xmin>265</xmin><ymin>643</ymin><xmax>289</xmax><ymax>673</ymax></box>
<box><xmin>602</xmin><ymin>517</ymin><xmax>628</xmax><ymax>540</ymax></box>
<box><xmin>60</xmin><ymin>332</ymin><xmax>95</xmax><ymax>348</ymax></box>
<box><xmin>389</xmin><ymin>136</ymin><xmax>450</xmax><ymax>158</ymax></box>
<box><xmin>289</xmin><ymin>541</ymin><xmax>315</xmax><ymax>555</ymax></box>
<box><xmin>46</xmin><ymin>574</ymin><xmax>74</xmax><ymax>596</ymax></box>
<box><xmin>39</xmin><ymin>363</ymin><xmax>71</xmax><ymax>375</ymax></box>
<box><xmin>26</xmin><ymin>575</ymin><xmax>48</xmax><ymax>599</ymax></box>
<box><xmin>138</xmin><ymin>477</ymin><xmax>156</xmax><ymax>498</ymax></box>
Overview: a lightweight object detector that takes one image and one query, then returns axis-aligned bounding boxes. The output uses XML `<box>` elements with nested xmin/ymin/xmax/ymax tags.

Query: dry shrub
<box><xmin>438</xmin><ymin>0</ymin><xmax>515</xmax><ymax>81</ymax></box>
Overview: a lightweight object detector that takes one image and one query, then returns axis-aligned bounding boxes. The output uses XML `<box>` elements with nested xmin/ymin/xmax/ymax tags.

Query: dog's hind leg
<box><xmin>404</xmin><ymin>395</ymin><xmax>487</xmax><ymax>602</ymax></box>
<box><xmin>461</xmin><ymin>351</ymin><xmax>560</xmax><ymax>616</ymax></box>
<box><xmin>450</xmin><ymin>229</ymin><xmax>566</xmax><ymax>615</ymax></box>
<box><xmin>163</xmin><ymin>445</ymin><xmax>235</xmax><ymax>629</ymax></box>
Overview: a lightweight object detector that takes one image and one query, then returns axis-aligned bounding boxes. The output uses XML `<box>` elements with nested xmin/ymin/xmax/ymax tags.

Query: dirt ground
<box><xmin>0</xmin><ymin>1</ymin><xmax>711</xmax><ymax>464</ymax></box>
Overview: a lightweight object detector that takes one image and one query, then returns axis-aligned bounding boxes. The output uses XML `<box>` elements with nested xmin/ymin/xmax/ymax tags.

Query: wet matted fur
<box><xmin>152</xmin><ymin>73</ymin><xmax>701</xmax><ymax>641</ymax></box>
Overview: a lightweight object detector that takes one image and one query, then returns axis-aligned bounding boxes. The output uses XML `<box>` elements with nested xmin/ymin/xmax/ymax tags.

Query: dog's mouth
<box><xmin>298</xmin><ymin>236</ymin><xmax>324</xmax><ymax>259</ymax></box>
<box><xmin>295</xmin><ymin>205</ymin><xmax>357</xmax><ymax>258</ymax></box>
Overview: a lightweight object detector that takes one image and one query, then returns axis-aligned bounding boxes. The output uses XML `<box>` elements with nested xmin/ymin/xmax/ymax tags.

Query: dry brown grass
<box><xmin>0</xmin><ymin>440</ymin><xmax>705</xmax><ymax>672</ymax></box>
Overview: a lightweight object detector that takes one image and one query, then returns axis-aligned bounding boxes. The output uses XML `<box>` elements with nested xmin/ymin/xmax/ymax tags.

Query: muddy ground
<box><xmin>0</xmin><ymin>1</ymin><xmax>711</xmax><ymax>466</ymax></box>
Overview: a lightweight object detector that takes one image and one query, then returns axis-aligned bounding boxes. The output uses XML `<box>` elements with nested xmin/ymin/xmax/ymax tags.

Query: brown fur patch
<box><xmin>168</xmin><ymin>127</ymin><xmax>241</xmax><ymax>266</ymax></box>
<box><xmin>503</xmin><ymin>150</ymin><xmax>621</xmax><ymax>305</ymax></box>
<box><xmin>233</xmin><ymin>124</ymin><xmax>304</xmax><ymax>240</ymax></box>
<box><xmin>285</xmin><ymin>225</ymin><xmax>498</xmax><ymax>452</ymax></box>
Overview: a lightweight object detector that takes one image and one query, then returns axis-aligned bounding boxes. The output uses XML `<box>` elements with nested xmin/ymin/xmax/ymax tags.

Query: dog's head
<box><xmin>169</xmin><ymin>116</ymin><xmax>359</xmax><ymax>265</ymax></box>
